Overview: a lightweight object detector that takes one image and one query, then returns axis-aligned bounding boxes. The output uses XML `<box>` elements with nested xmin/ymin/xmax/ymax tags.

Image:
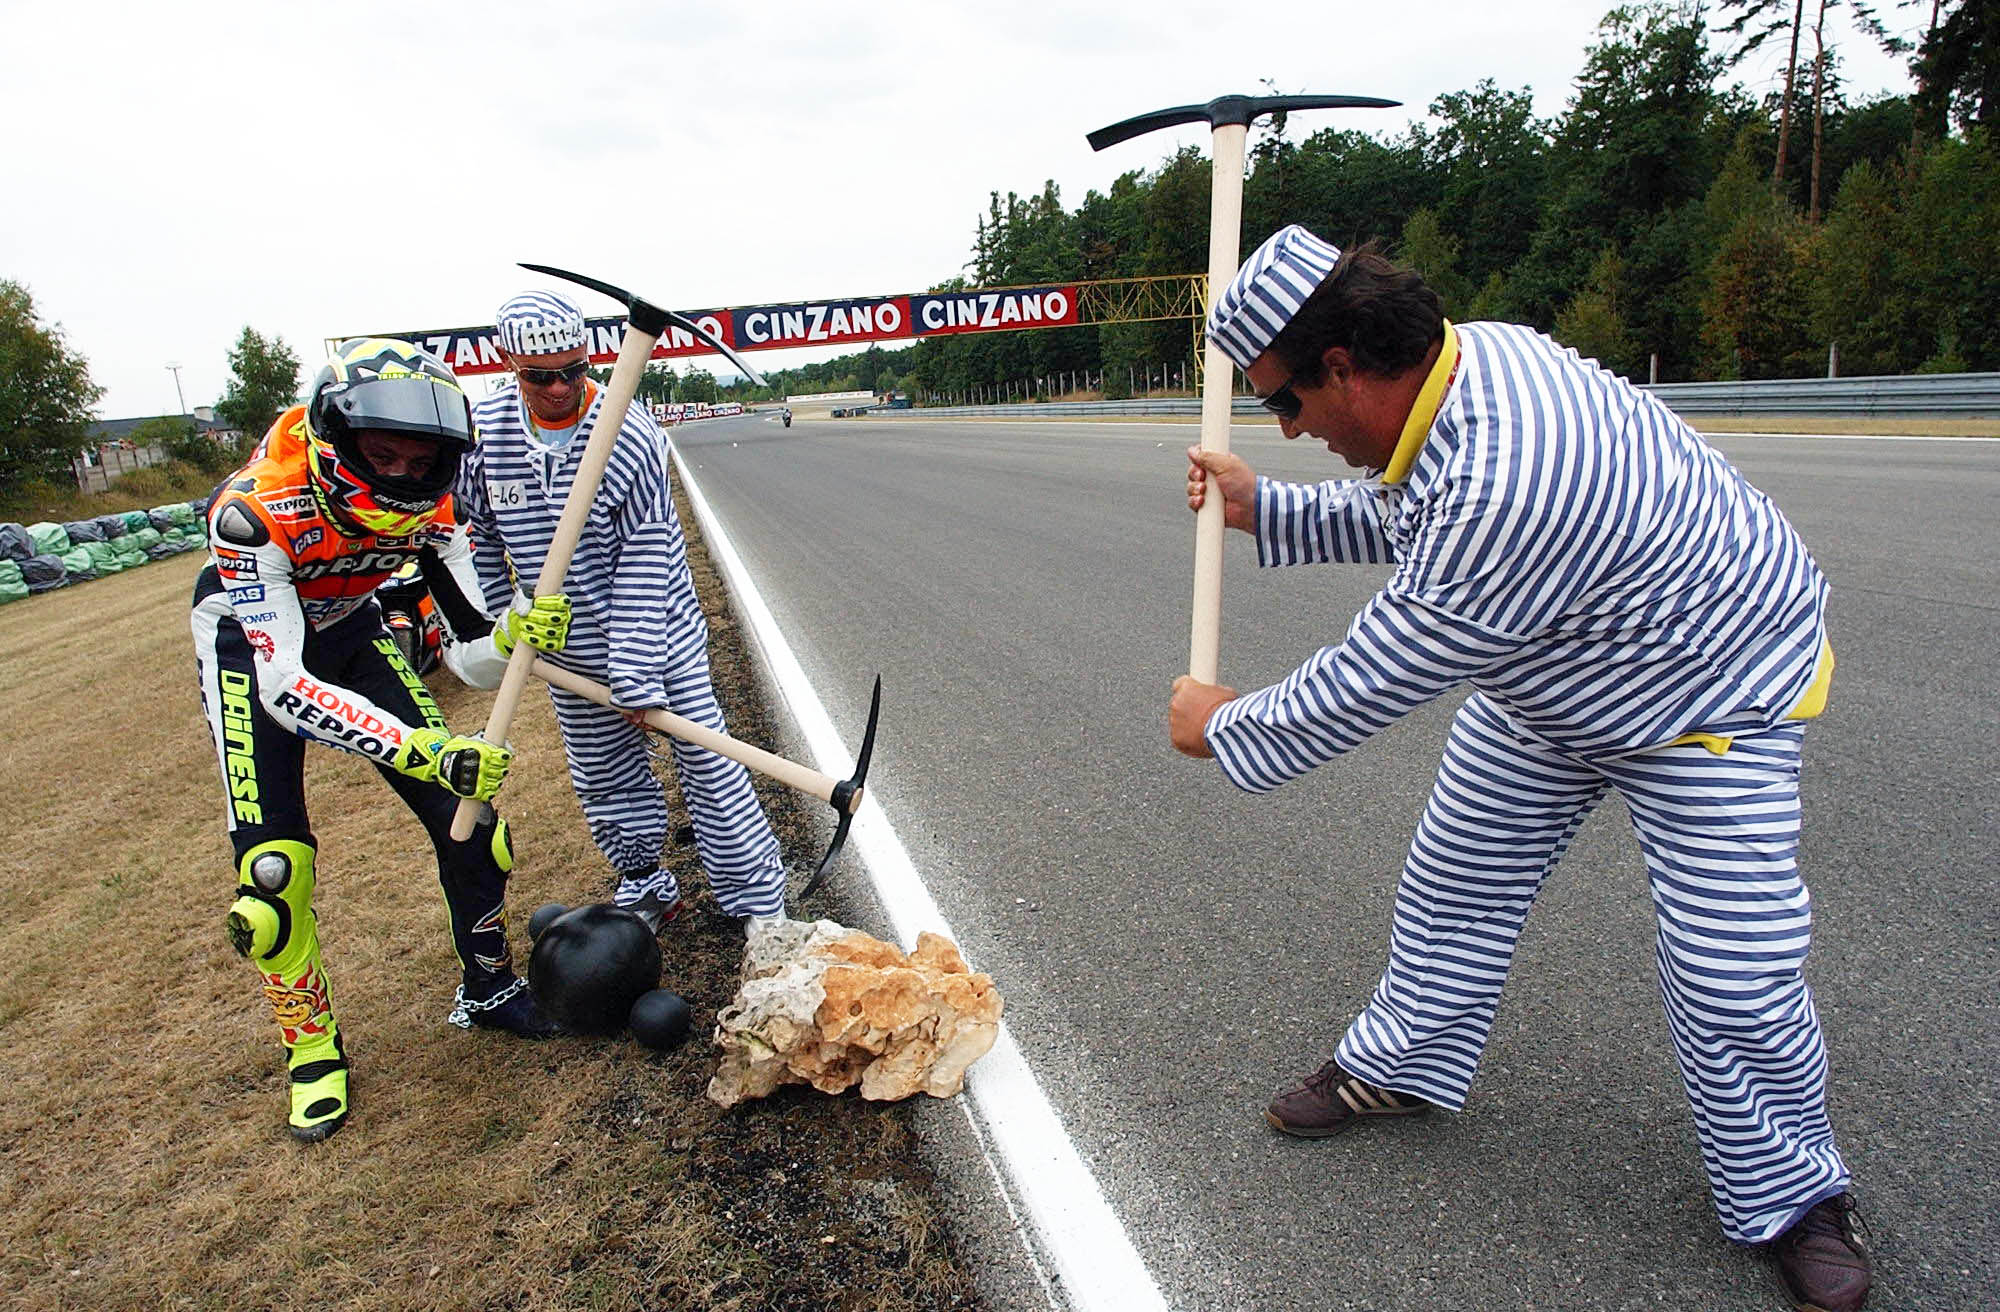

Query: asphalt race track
<box><xmin>673</xmin><ymin>413</ymin><xmax>1997</xmax><ymax>1312</ymax></box>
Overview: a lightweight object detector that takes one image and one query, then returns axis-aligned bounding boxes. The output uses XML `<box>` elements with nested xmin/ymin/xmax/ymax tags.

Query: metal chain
<box><xmin>446</xmin><ymin>974</ymin><xmax>528</xmax><ymax>1030</ymax></box>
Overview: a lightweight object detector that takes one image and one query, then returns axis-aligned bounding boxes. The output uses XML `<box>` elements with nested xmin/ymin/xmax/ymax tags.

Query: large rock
<box><xmin>707</xmin><ymin>917</ymin><xmax>1002</xmax><ymax>1108</ymax></box>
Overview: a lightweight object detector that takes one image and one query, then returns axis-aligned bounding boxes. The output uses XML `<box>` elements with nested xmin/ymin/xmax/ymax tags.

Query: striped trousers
<box><xmin>546</xmin><ymin>653</ymin><xmax>786</xmax><ymax>918</ymax></box>
<box><xmin>1335</xmin><ymin>694</ymin><xmax>1850</xmax><ymax>1243</ymax></box>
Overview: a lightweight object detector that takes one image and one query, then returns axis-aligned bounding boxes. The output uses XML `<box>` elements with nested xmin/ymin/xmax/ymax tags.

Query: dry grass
<box><xmin>0</xmin><ymin>498</ymin><xmax>985</xmax><ymax>1312</ymax></box>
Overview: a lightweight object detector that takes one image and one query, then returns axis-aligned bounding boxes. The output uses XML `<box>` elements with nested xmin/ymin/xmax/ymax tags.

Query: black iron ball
<box><xmin>527</xmin><ymin>902</ymin><xmax>569</xmax><ymax>942</ymax></box>
<box><xmin>628</xmin><ymin>988</ymin><xmax>693</xmax><ymax>1051</ymax></box>
<box><xmin>527</xmin><ymin>904</ymin><xmax>662</xmax><ymax>1035</ymax></box>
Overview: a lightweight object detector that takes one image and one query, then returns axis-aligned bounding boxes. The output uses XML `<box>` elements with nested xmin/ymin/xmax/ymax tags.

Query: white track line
<box><xmin>669</xmin><ymin>443</ymin><xmax>1170</xmax><ymax>1312</ymax></box>
<box><xmin>1701</xmin><ymin>430</ymin><xmax>2000</xmax><ymax>442</ymax></box>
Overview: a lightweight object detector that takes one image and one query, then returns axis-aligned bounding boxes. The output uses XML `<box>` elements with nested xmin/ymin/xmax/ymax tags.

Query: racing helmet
<box><xmin>304</xmin><ymin>338</ymin><xmax>475</xmax><ymax>537</ymax></box>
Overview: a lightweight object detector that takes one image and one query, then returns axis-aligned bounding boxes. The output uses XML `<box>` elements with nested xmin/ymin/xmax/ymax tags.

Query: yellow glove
<box><xmin>492</xmin><ymin>592</ymin><xmax>572</xmax><ymax>658</ymax></box>
<box><xmin>393</xmin><ymin>728</ymin><xmax>512</xmax><ymax>801</ymax></box>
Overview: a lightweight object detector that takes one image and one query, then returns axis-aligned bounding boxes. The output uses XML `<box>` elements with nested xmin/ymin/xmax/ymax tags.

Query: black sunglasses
<box><xmin>1258</xmin><ymin>373</ymin><xmax>1304</xmax><ymax>421</ymax></box>
<box><xmin>517</xmin><ymin>360</ymin><xmax>590</xmax><ymax>387</ymax></box>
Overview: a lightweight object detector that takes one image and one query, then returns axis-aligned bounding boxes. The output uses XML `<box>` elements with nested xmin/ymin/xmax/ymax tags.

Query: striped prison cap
<box><xmin>1207</xmin><ymin>225</ymin><xmax>1343</xmax><ymax>370</ymax></box>
<box><xmin>495</xmin><ymin>290</ymin><xmax>588</xmax><ymax>356</ymax></box>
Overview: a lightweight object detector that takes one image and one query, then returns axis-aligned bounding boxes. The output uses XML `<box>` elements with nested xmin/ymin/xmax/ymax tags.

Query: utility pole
<box><xmin>166</xmin><ymin>362</ymin><xmax>188</xmax><ymax>414</ymax></box>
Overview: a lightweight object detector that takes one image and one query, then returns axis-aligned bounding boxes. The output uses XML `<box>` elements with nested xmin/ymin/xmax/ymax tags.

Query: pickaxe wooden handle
<box><xmin>449</xmin><ymin>262</ymin><xmax>769</xmax><ymax>841</ymax></box>
<box><xmin>1088</xmin><ymin>93</ymin><xmax>1396</xmax><ymax>683</ymax></box>
<box><xmin>529</xmin><ymin>657</ymin><xmax>881</xmax><ymax>897</ymax></box>
<box><xmin>531</xmin><ymin>658</ymin><xmax>855</xmax><ymax>806</ymax></box>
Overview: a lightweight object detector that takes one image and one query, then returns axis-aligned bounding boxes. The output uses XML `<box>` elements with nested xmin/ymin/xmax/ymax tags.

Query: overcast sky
<box><xmin>4</xmin><ymin>1</ymin><xmax>1921</xmax><ymax>420</ymax></box>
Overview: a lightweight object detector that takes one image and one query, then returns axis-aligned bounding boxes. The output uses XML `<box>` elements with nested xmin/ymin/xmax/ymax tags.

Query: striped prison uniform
<box><xmin>1206</xmin><ymin>321</ymin><xmax>1848</xmax><ymax>1243</ymax></box>
<box><xmin>457</xmin><ymin>383</ymin><xmax>786</xmax><ymax>917</ymax></box>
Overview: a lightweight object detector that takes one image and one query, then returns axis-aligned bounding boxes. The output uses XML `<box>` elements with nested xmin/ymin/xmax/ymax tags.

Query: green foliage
<box><xmin>1697</xmin><ymin>123</ymin><xmax>1814</xmax><ymax>378</ymax></box>
<box><xmin>635</xmin><ymin>364</ymin><xmax>682</xmax><ymax>405</ymax></box>
<box><xmin>1701</xmin><ymin>207</ymin><xmax>1813</xmax><ymax>378</ymax></box>
<box><xmin>1618</xmin><ymin>202</ymin><xmax>1713</xmax><ymax>381</ymax></box>
<box><xmin>1804</xmin><ymin>158</ymin><xmax>1903</xmax><ymax>373</ymax></box>
<box><xmin>1766</xmin><ymin>73</ymin><xmax>1918</xmax><ymax>214</ymax></box>
<box><xmin>1281</xmin><ymin>127</ymin><xmax>1440</xmax><ymax>251</ymax></box>
<box><xmin>1917</xmin><ymin>332</ymin><xmax>1970</xmax><ymax>373</ymax></box>
<box><xmin>213</xmin><ymin>327</ymin><xmax>301</xmax><ymax>444</ymax></box>
<box><xmin>679</xmin><ymin>367</ymin><xmax>718</xmax><ymax>405</ymax></box>
<box><xmin>1465</xmin><ymin>272</ymin><xmax>1512</xmax><ymax>323</ymax></box>
<box><xmin>716</xmin><ymin>2</ymin><xmax>1983</xmax><ymax>400</ymax></box>
<box><xmin>1396</xmin><ymin>209</ymin><xmax>1474</xmax><ymax>315</ymax></box>
<box><xmin>1423</xmin><ymin>81</ymin><xmax>1549</xmax><ymax>285</ymax></box>
<box><xmin>1797</xmin><ymin>129</ymin><xmax>2000</xmax><ymax>374</ymax></box>
<box><xmin>126</xmin><ymin>415</ymin><xmax>236</xmax><ymax>475</ymax></box>
<box><xmin>0</xmin><ymin>280</ymin><xmax>103</xmax><ymax>488</ymax></box>
<box><xmin>1514</xmin><ymin>4</ymin><xmax>1731</xmax><ymax>325</ymax></box>
<box><xmin>1913</xmin><ymin>0</ymin><xmax>2000</xmax><ymax>139</ymax></box>
<box><xmin>1893</xmin><ymin>128</ymin><xmax>2000</xmax><ymax>368</ymax></box>
<box><xmin>127</xmin><ymin>415</ymin><xmax>193</xmax><ymax>448</ymax></box>
<box><xmin>1556</xmin><ymin>248</ymin><xmax>1642</xmax><ymax>378</ymax></box>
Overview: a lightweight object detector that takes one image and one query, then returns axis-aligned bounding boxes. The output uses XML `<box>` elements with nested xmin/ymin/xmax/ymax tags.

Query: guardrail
<box><xmin>862</xmin><ymin>372</ymin><xmax>2000</xmax><ymax>422</ymax></box>
<box><xmin>1644</xmin><ymin>373</ymin><xmax>2000</xmax><ymax>416</ymax></box>
<box><xmin>861</xmin><ymin>397</ymin><xmax>1227</xmax><ymax>420</ymax></box>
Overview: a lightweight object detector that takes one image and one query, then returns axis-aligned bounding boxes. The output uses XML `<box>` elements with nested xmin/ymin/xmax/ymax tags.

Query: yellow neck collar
<box><xmin>1382</xmin><ymin>320</ymin><xmax>1459</xmax><ymax>486</ymax></box>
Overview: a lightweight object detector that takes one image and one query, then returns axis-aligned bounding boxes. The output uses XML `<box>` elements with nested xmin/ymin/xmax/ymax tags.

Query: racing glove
<box><xmin>492</xmin><ymin>592</ymin><xmax>572</xmax><ymax>658</ymax></box>
<box><xmin>393</xmin><ymin>728</ymin><xmax>513</xmax><ymax>801</ymax></box>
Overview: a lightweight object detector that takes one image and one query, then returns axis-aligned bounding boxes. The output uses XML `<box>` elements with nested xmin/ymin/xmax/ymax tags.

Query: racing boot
<box><xmin>449</xmin><ymin>972</ymin><xmax>564</xmax><ymax>1038</ymax></box>
<box><xmin>226</xmin><ymin>839</ymin><xmax>350</xmax><ymax>1143</ymax></box>
<box><xmin>435</xmin><ymin>814</ymin><xmax>561</xmax><ymax>1037</ymax></box>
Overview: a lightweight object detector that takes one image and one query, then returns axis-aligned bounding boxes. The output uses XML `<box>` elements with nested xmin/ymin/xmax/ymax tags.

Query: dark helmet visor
<box><xmin>329</xmin><ymin>376</ymin><xmax>475</xmax><ymax>446</ymax></box>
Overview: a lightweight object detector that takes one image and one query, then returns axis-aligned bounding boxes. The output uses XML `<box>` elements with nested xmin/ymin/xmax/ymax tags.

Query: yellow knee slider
<box><xmin>226</xmin><ymin>839</ymin><xmax>319</xmax><ymax>970</ymax></box>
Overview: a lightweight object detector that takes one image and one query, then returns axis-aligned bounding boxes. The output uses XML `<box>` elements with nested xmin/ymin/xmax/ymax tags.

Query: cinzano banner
<box><xmin>354</xmin><ymin>283</ymin><xmax>1082</xmax><ymax>376</ymax></box>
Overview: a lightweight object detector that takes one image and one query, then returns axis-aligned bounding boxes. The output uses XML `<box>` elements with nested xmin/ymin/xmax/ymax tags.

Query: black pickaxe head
<box><xmin>1087</xmin><ymin>92</ymin><xmax>1399</xmax><ymax>152</ymax></box>
<box><xmin>800</xmin><ymin>674</ymin><xmax>881</xmax><ymax>898</ymax></box>
<box><xmin>517</xmin><ymin>262</ymin><xmax>770</xmax><ymax>388</ymax></box>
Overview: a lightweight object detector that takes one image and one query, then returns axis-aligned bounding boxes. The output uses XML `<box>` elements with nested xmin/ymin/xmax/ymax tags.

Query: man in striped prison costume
<box><xmin>1170</xmin><ymin>226</ymin><xmax>1869</xmax><ymax>1311</ymax></box>
<box><xmin>453</xmin><ymin>291</ymin><xmax>787</xmax><ymax>929</ymax></box>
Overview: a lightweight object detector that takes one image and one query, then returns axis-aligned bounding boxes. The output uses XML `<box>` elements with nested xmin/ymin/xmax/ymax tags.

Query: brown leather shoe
<box><xmin>1266</xmin><ymin>1059</ymin><xmax>1431</xmax><ymax>1138</ymax></box>
<box><xmin>1771</xmin><ymin>1193</ymin><xmax>1871</xmax><ymax>1312</ymax></box>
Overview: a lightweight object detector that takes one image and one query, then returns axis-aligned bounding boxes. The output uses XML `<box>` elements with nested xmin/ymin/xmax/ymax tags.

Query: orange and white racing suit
<box><xmin>190</xmin><ymin>406</ymin><xmax>522</xmax><ymax>1060</ymax></box>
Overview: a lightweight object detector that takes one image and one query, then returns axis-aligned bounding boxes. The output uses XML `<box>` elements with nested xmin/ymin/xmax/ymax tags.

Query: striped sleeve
<box><xmin>1207</xmin><ymin>323</ymin><xmax>1611</xmax><ymax>791</ymax></box>
<box><xmin>429</xmin><ymin>524</ymin><xmax>510</xmax><ymax>691</ymax></box>
<box><xmin>1254</xmin><ymin>476</ymin><xmax>1394</xmax><ymax>566</ymax></box>
<box><xmin>1209</xmin><ymin>320</ymin><xmax>1834</xmax><ymax>783</ymax></box>
<box><xmin>453</xmin><ymin>445</ymin><xmax>516</xmax><ymax>616</ymax></box>
<box><xmin>1205</xmin><ymin>588</ymin><xmax>1523</xmax><ymax>792</ymax></box>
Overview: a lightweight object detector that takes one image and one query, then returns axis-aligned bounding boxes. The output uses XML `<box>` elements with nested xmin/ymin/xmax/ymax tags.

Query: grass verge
<box><xmin>0</xmin><ymin>490</ymin><xmax>987</xmax><ymax>1312</ymax></box>
<box><xmin>1</xmin><ymin>462</ymin><xmax>229</xmax><ymax>524</ymax></box>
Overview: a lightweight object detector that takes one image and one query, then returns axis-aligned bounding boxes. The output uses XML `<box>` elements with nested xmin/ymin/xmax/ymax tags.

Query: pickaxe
<box><xmin>1087</xmin><ymin>93</ymin><xmax>1397</xmax><ymax>683</ymax></box>
<box><xmin>529</xmin><ymin>658</ymin><xmax>880</xmax><ymax>897</ymax></box>
<box><xmin>450</xmin><ymin>263</ymin><xmax>774</xmax><ymax>842</ymax></box>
